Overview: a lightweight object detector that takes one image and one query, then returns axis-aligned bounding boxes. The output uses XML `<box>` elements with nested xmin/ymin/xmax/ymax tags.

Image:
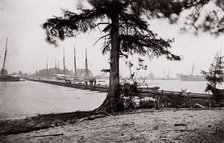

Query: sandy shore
<box><xmin>1</xmin><ymin>109</ymin><xmax>224</xmax><ymax>143</ymax></box>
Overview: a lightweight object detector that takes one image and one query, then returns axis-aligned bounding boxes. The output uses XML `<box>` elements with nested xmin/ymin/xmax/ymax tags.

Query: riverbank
<box><xmin>28</xmin><ymin>79</ymin><xmax>212</xmax><ymax>97</ymax></box>
<box><xmin>1</xmin><ymin>108</ymin><xmax>224</xmax><ymax>143</ymax></box>
<box><xmin>0</xmin><ymin>111</ymin><xmax>93</xmax><ymax>135</ymax></box>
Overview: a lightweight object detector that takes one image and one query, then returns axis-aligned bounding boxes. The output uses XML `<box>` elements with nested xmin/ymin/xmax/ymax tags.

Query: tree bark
<box><xmin>96</xmin><ymin>14</ymin><xmax>120</xmax><ymax>113</ymax></box>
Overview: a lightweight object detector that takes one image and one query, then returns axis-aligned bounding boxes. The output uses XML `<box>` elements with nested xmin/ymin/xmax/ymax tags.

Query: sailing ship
<box><xmin>180</xmin><ymin>64</ymin><xmax>205</xmax><ymax>81</ymax></box>
<box><xmin>54</xmin><ymin>47</ymin><xmax>95</xmax><ymax>84</ymax></box>
<box><xmin>54</xmin><ymin>47</ymin><xmax>73</xmax><ymax>81</ymax></box>
<box><xmin>73</xmin><ymin>47</ymin><xmax>96</xmax><ymax>84</ymax></box>
<box><xmin>0</xmin><ymin>38</ymin><xmax>23</xmax><ymax>81</ymax></box>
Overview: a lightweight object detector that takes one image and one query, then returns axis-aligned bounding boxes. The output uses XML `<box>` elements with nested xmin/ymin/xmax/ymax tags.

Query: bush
<box><xmin>160</xmin><ymin>92</ymin><xmax>191</xmax><ymax>108</ymax></box>
<box><xmin>119</xmin><ymin>82</ymin><xmax>139</xmax><ymax>110</ymax></box>
<box><xmin>119</xmin><ymin>82</ymin><xmax>156</xmax><ymax>110</ymax></box>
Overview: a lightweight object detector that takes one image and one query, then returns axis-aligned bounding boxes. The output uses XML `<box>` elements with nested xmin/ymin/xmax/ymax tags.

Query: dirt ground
<box><xmin>1</xmin><ymin>109</ymin><xmax>224</xmax><ymax>143</ymax></box>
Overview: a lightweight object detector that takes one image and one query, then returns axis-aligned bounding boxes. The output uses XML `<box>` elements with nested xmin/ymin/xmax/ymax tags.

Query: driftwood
<box><xmin>78</xmin><ymin>114</ymin><xmax>107</xmax><ymax>122</ymax></box>
<box><xmin>193</xmin><ymin>103</ymin><xmax>206</xmax><ymax>108</ymax></box>
<box><xmin>174</xmin><ymin>123</ymin><xmax>187</xmax><ymax>126</ymax></box>
<box><xmin>27</xmin><ymin>133</ymin><xmax>63</xmax><ymax>138</ymax></box>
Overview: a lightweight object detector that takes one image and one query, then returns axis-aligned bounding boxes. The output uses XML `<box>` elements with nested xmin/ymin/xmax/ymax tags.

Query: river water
<box><xmin>0</xmin><ymin>81</ymin><xmax>106</xmax><ymax>120</ymax></box>
<box><xmin>0</xmin><ymin>79</ymin><xmax>215</xmax><ymax>120</ymax></box>
<box><xmin>144</xmin><ymin>79</ymin><xmax>208</xmax><ymax>93</ymax></box>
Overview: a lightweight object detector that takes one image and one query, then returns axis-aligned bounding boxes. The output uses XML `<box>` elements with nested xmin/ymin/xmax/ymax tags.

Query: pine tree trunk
<box><xmin>95</xmin><ymin>14</ymin><xmax>120</xmax><ymax>113</ymax></box>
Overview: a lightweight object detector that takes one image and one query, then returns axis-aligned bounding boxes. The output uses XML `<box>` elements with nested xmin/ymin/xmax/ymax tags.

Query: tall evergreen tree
<box><xmin>202</xmin><ymin>51</ymin><xmax>224</xmax><ymax>87</ymax></box>
<box><xmin>43</xmin><ymin>0</ymin><xmax>206</xmax><ymax>113</ymax></box>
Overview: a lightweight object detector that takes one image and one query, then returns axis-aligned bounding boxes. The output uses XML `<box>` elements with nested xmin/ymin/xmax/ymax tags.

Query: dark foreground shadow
<box><xmin>0</xmin><ymin>111</ymin><xmax>93</xmax><ymax>136</ymax></box>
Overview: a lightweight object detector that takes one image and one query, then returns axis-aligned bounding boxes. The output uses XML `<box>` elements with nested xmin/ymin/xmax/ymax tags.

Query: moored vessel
<box><xmin>0</xmin><ymin>38</ymin><xmax>24</xmax><ymax>82</ymax></box>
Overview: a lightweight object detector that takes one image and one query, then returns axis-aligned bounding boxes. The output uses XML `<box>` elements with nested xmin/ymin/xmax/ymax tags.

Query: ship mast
<box><xmin>84</xmin><ymin>48</ymin><xmax>89</xmax><ymax>78</ymax></box>
<box><xmin>58</xmin><ymin>60</ymin><xmax>60</xmax><ymax>73</ymax></box>
<box><xmin>63</xmin><ymin>47</ymin><xmax>66</xmax><ymax>77</ymax></box>
<box><xmin>55</xmin><ymin>58</ymin><xmax>57</xmax><ymax>74</ymax></box>
<box><xmin>74</xmin><ymin>46</ymin><xmax>77</xmax><ymax>78</ymax></box>
<box><xmin>1</xmin><ymin>38</ymin><xmax>8</xmax><ymax>77</ymax></box>
<box><xmin>46</xmin><ymin>57</ymin><xmax>49</xmax><ymax>78</ymax></box>
<box><xmin>191</xmin><ymin>62</ymin><xmax>195</xmax><ymax>75</ymax></box>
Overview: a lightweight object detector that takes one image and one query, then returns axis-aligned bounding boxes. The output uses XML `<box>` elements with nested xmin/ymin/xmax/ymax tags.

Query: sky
<box><xmin>0</xmin><ymin>0</ymin><xmax>223</xmax><ymax>78</ymax></box>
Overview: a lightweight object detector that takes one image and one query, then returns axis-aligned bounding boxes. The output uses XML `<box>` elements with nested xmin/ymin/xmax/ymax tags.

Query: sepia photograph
<box><xmin>0</xmin><ymin>0</ymin><xmax>224</xmax><ymax>142</ymax></box>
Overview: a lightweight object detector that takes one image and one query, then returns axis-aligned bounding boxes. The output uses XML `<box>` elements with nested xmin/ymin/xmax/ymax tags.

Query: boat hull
<box><xmin>180</xmin><ymin>75</ymin><xmax>206</xmax><ymax>81</ymax></box>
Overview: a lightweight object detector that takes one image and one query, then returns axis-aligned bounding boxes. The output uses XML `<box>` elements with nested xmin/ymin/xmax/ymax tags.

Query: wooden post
<box><xmin>208</xmin><ymin>96</ymin><xmax>212</xmax><ymax>108</ymax></box>
<box><xmin>157</xmin><ymin>90</ymin><xmax>162</xmax><ymax>109</ymax></box>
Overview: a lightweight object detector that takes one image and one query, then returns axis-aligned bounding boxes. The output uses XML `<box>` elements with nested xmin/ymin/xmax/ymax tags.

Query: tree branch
<box><xmin>93</xmin><ymin>34</ymin><xmax>110</xmax><ymax>46</ymax></box>
<box><xmin>92</xmin><ymin>22</ymin><xmax>111</xmax><ymax>29</ymax></box>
